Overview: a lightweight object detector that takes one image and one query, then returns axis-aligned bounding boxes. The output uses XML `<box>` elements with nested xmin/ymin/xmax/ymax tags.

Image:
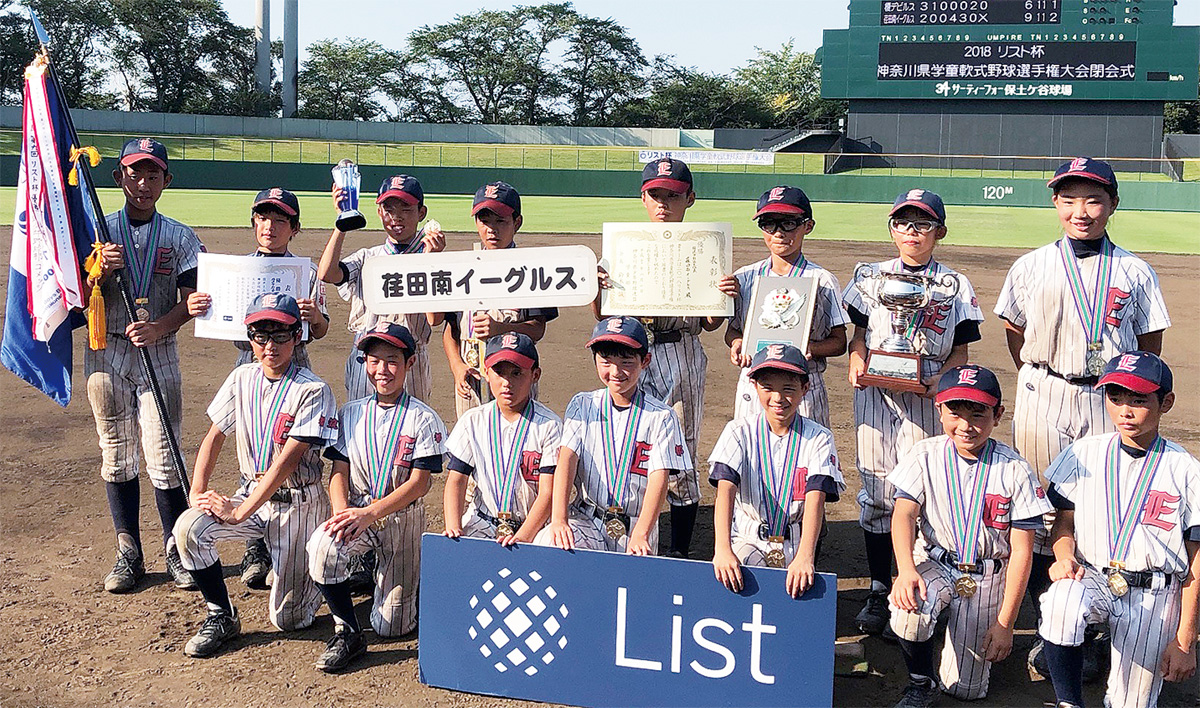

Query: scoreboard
<box><xmin>821</xmin><ymin>0</ymin><xmax>1199</xmax><ymax>100</ymax></box>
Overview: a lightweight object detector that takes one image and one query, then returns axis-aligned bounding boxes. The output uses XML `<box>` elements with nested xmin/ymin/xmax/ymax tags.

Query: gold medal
<box><xmin>1107</xmin><ymin>562</ymin><xmax>1130</xmax><ymax>598</ymax></box>
<box><xmin>464</xmin><ymin>341</ymin><xmax>481</xmax><ymax>368</ymax></box>
<box><xmin>1086</xmin><ymin>343</ymin><xmax>1105</xmax><ymax>377</ymax></box>
<box><xmin>134</xmin><ymin>297</ymin><xmax>150</xmax><ymax>322</ymax></box>
<box><xmin>496</xmin><ymin>512</ymin><xmax>516</xmax><ymax>538</ymax></box>
<box><xmin>765</xmin><ymin>548</ymin><xmax>786</xmax><ymax>568</ymax></box>
<box><xmin>369</xmin><ymin>498</ymin><xmax>388</xmax><ymax>531</ymax></box>
<box><xmin>954</xmin><ymin>575</ymin><xmax>978</xmax><ymax>598</ymax></box>
<box><xmin>604</xmin><ymin>507</ymin><xmax>627</xmax><ymax>540</ymax></box>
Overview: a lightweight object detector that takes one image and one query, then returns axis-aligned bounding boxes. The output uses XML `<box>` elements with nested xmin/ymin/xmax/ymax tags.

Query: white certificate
<box><xmin>361</xmin><ymin>245</ymin><xmax>598</xmax><ymax>314</ymax></box>
<box><xmin>599</xmin><ymin>222</ymin><xmax>733</xmax><ymax>317</ymax></box>
<box><xmin>194</xmin><ymin>253</ymin><xmax>311</xmax><ymax>341</ymax></box>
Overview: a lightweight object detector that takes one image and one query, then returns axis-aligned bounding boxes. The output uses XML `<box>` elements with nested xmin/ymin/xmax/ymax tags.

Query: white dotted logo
<box><xmin>468</xmin><ymin>568</ymin><xmax>569</xmax><ymax>676</ymax></box>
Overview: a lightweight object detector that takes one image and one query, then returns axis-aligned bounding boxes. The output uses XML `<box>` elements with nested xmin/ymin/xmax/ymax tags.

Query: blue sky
<box><xmin>222</xmin><ymin>1</ymin><xmax>1200</xmax><ymax>74</ymax></box>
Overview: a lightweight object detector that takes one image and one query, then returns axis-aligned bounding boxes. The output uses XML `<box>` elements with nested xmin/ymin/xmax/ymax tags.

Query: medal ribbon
<box><xmin>116</xmin><ymin>211</ymin><xmax>162</xmax><ymax>300</ymax></box>
<box><xmin>1105</xmin><ymin>436</ymin><xmax>1166</xmax><ymax>564</ymax></box>
<box><xmin>487</xmin><ymin>402</ymin><xmax>534</xmax><ymax>515</ymax></box>
<box><xmin>364</xmin><ymin>394</ymin><xmax>411</xmax><ymax>500</ymax></box>
<box><xmin>759</xmin><ymin>254</ymin><xmax>807</xmax><ymax>278</ymax></box>
<box><xmin>600</xmin><ymin>392</ymin><xmax>645</xmax><ymax>509</ymax></box>
<box><xmin>1058</xmin><ymin>238</ymin><xmax>1112</xmax><ymax>349</ymax></box>
<box><xmin>943</xmin><ymin>439</ymin><xmax>995</xmax><ymax>566</ymax></box>
<box><xmin>385</xmin><ymin>234</ymin><xmax>425</xmax><ymax>255</ymax></box>
<box><xmin>755</xmin><ymin>415</ymin><xmax>804</xmax><ymax>537</ymax></box>
<box><xmin>250</xmin><ymin>364</ymin><xmax>297</xmax><ymax>474</ymax></box>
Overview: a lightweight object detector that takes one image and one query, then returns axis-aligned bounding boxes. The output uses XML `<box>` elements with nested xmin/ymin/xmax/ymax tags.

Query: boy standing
<box><xmin>1038</xmin><ymin>352</ymin><xmax>1199</xmax><ymax>708</ymax></box>
<box><xmin>888</xmin><ymin>365</ymin><xmax>1052</xmax><ymax>706</ymax></box>
<box><xmin>539</xmin><ymin>317</ymin><xmax>691</xmax><ymax>555</ymax></box>
<box><xmin>443</xmin><ymin>333</ymin><xmax>560</xmax><ymax>544</ymax></box>
<box><xmin>173</xmin><ymin>293</ymin><xmax>339</xmax><ymax>658</ymax></box>
<box><xmin>709</xmin><ymin>344</ymin><xmax>844</xmax><ymax>599</ymax></box>
<box><xmin>306</xmin><ymin>322</ymin><xmax>447</xmax><ymax>672</ymax></box>
<box><xmin>87</xmin><ymin>138</ymin><xmax>204</xmax><ymax>593</ymax></box>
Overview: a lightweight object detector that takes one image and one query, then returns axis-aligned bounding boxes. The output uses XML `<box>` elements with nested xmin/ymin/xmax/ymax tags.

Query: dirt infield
<box><xmin>1</xmin><ymin>228</ymin><xmax>1197</xmax><ymax>708</ymax></box>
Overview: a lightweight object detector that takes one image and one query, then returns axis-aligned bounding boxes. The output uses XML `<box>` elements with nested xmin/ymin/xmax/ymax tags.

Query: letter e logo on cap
<box><xmin>606</xmin><ymin>318</ymin><xmax>624</xmax><ymax>333</ymax></box>
<box><xmin>1069</xmin><ymin>157</ymin><xmax>1088</xmax><ymax>172</ymax></box>
<box><xmin>502</xmin><ymin>332</ymin><xmax>519</xmax><ymax>349</ymax></box>
<box><xmin>957</xmin><ymin>368</ymin><xmax>978</xmax><ymax>385</ymax></box>
<box><xmin>657</xmin><ymin>160</ymin><xmax>672</xmax><ymax>176</ymax></box>
<box><xmin>484</xmin><ymin>184</ymin><xmax>499</xmax><ymax>199</ymax></box>
<box><xmin>766</xmin><ymin>344</ymin><xmax>785</xmax><ymax>359</ymax></box>
<box><xmin>139</xmin><ymin>138</ymin><xmax>154</xmax><ymax>151</ymax></box>
<box><xmin>1116</xmin><ymin>354</ymin><xmax>1140</xmax><ymax>372</ymax></box>
<box><xmin>906</xmin><ymin>188</ymin><xmax>925</xmax><ymax>200</ymax></box>
<box><xmin>769</xmin><ymin>187</ymin><xmax>786</xmax><ymax>201</ymax></box>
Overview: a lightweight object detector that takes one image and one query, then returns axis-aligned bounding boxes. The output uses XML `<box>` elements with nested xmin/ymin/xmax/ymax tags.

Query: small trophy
<box><xmin>331</xmin><ymin>159</ymin><xmax>366</xmax><ymax>232</ymax></box>
<box><xmin>852</xmin><ymin>263</ymin><xmax>960</xmax><ymax>392</ymax></box>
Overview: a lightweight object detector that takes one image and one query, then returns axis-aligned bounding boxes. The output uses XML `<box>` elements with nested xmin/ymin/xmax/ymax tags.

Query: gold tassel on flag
<box><xmin>83</xmin><ymin>243</ymin><xmax>106</xmax><ymax>350</ymax></box>
<box><xmin>67</xmin><ymin>145</ymin><xmax>100</xmax><ymax>186</ymax></box>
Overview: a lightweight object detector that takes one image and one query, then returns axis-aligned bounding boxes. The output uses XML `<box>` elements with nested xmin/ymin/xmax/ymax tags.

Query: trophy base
<box><xmin>859</xmin><ymin>350</ymin><xmax>926</xmax><ymax>393</ymax></box>
<box><xmin>336</xmin><ymin>211</ymin><xmax>367</xmax><ymax>232</ymax></box>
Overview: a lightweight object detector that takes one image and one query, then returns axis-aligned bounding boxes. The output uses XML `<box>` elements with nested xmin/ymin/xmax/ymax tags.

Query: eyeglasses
<box><xmin>889</xmin><ymin>218</ymin><xmax>939</xmax><ymax>234</ymax></box>
<box><xmin>247</xmin><ymin>328</ymin><xmax>297</xmax><ymax>345</ymax></box>
<box><xmin>757</xmin><ymin>217</ymin><xmax>810</xmax><ymax>233</ymax></box>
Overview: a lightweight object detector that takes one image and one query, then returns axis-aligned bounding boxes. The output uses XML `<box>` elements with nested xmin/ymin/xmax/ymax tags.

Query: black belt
<box><xmin>1100</xmin><ymin>565</ymin><xmax>1168</xmax><ymax>590</ymax></box>
<box><xmin>757</xmin><ymin>523</ymin><xmax>792</xmax><ymax>541</ymax></box>
<box><xmin>1034</xmin><ymin>363</ymin><xmax>1098</xmax><ymax>387</ymax></box>
<box><xmin>578</xmin><ymin>502</ymin><xmax>630</xmax><ymax>528</ymax></box>
<box><xmin>477</xmin><ymin>508</ymin><xmax>524</xmax><ymax>528</ymax></box>
<box><xmin>269</xmin><ymin>486</ymin><xmax>308</xmax><ymax>504</ymax></box>
<box><xmin>929</xmin><ymin>546</ymin><xmax>1003</xmax><ymax>574</ymax></box>
<box><xmin>649</xmin><ymin>330</ymin><xmax>684</xmax><ymax>344</ymax></box>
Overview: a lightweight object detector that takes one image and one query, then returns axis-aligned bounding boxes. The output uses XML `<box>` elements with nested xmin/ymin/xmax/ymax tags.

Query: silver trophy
<box><xmin>852</xmin><ymin>263</ymin><xmax>960</xmax><ymax>391</ymax></box>
<box><xmin>331</xmin><ymin>159</ymin><xmax>367</xmax><ymax>232</ymax></box>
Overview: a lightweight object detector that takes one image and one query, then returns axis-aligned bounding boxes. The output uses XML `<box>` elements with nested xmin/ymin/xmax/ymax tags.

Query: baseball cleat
<box><xmin>894</xmin><ymin>677</ymin><xmax>939</xmax><ymax>708</ymax></box>
<box><xmin>315</xmin><ymin>625</ymin><xmax>368</xmax><ymax>673</ymax></box>
<box><xmin>184</xmin><ymin>607</ymin><xmax>240</xmax><ymax>658</ymax></box>
<box><xmin>165</xmin><ymin>544</ymin><xmax>197</xmax><ymax>591</ymax></box>
<box><xmin>240</xmin><ymin>538</ymin><xmax>270</xmax><ymax>589</ymax></box>
<box><xmin>104</xmin><ymin>532</ymin><xmax>145</xmax><ymax>594</ymax></box>
<box><xmin>856</xmin><ymin>589</ymin><xmax>891</xmax><ymax>636</ymax></box>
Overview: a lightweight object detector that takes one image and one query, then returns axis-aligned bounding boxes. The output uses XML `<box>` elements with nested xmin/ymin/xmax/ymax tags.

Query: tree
<box><xmin>0</xmin><ymin>1</ymin><xmax>30</xmax><ymax>105</ymax></box>
<box><xmin>611</xmin><ymin>57</ymin><xmax>770</xmax><ymax>129</ymax></box>
<box><xmin>1</xmin><ymin>0</ymin><xmax>119</xmax><ymax>109</ymax></box>
<box><xmin>204</xmin><ymin>24</ymin><xmax>279</xmax><ymax>117</ymax></box>
<box><xmin>297</xmin><ymin>38</ymin><xmax>399</xmax><ymax>121</ymax></box>
<box><xmin>1164</xmin><ymin>66</ymin><xmax>1200</xmax><ymax>134</ymax></box>
<box><xmin>561</xmin><ymin>14</ymin><xmax>646</xmax><ymax>125</ymax></box>
<box><xmin>735</xmin><ymin>41</ymin><xmax>845</xmax><ymax>129</ymax></box>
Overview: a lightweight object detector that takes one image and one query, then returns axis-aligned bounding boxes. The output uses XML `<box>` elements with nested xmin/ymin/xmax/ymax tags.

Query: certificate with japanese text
<box><xmin>599</xmin><ymin>222</ymin><xmax>733</xmax><ymax>317</ymax></box>
<box><xmin>194</xmin><ymin>253</ymin><xmax>311</xmax><ymax>341</ymax></box>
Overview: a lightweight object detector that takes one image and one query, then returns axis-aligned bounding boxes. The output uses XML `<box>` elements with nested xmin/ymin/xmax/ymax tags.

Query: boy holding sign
<box><xmin>709</xmin><ymin>344</ymin><xmax>844</xmax><ymax>598</ymax></box>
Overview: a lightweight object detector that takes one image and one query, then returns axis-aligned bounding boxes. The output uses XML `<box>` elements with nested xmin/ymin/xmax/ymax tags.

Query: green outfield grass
<box><xmin>1</xmin><ymin>187</ymin><xmax>1197</xmax><ymax>253</ymax></box>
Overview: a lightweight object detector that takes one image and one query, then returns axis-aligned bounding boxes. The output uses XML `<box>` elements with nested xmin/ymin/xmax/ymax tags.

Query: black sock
<box><xmin>669</xmin><ymin>503</ymin><xmax>698</xmax><ymax>557</ymax></box>
<box><xmin>153</xmin><ymin>486</ymin><xmax>189</xmax><ymax>550</ymax></box>
<box><xmin>317</xmin><ymin>581</ymin><xmax>361</xmax><ymax>633</ymax></box>
<box><xmin>1043</xmin><ymin>641</ymin><xmax>1085</xmax><ymax>707</ymax></box>
<box><xmin>191</xmin><ymin>561</ymin><xmax>233</xmax><ymax>615</ymax></box>
<box><xmin>897</xmin><ymin>637</ymin><xmax>937</xmax><ymax>682</ymax></box>
<box><xmin>1027</xmin><ymin>552</ymin><xmax>1054</xmax><ymax>623</ymax></box>
<box><xmin>106</xmin><ymin>479</ymin><xmax>142</xmax><ymax>554</ymax></box>
<box><xmin>863</xmin><ymin>530</ymin><xmax>894</xmax><ymax>589</ymax></box>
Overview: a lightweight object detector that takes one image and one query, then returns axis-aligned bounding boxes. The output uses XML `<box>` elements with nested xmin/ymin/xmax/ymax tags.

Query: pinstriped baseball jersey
<box><xmin>445</xmin><ymin>400</ymin><xmax>561</xmax><ymax>520</ymax></box>
<box><xmin>561</xmin><ymin>388</ymin><xmax>691</xmax><ymax>519</ymax></box>
<box><xmin>234</xmin><ymin>251</ymin><xmax>328</xmax><ymax>369</ymax></box>
<box><xmin>843</xmin><ymin>258</ymin><xmax>984</xmax><ymax>378</ymax></box>
<box><xmin>641</xmin><ymin>317</ymin><xmax>704</xmax><ymax>335</ymax></box>
<box><xmin>207</xmin><ymin>363</ymin><xmax>339</xmax><ymax>488</ymax></box>
<box><xmin>338</xmin><ymin>240</ymin><xmax>433</xmax><ymax>345</ymax></box>
<box><xmin>707</xmin><ymin>412</ymin><xmax>845</xmax><ymax>538</ymax></box>
<box><xmin>890</xmin><ymin>436</ymin><xmax>1053</xmax><ymax>560</ymax></box>
<box><xmin>1045</xmin><ymin>433</ymin><xmax>1200</xmax><ymax>576</ymax></box>
<box><xmin>102</xmin><ymin>209</ymin><xmax>204</xmax><ymax>333</ymax></box>
<box><xmin>332</xmin><ymin>394</ymin><xmax>447</xmax><ymax>500</ymax></box>
<box><xmin>994</xmin><ymin>238</ymin><xmax>1170</xmax><ymax>378</ymax></box>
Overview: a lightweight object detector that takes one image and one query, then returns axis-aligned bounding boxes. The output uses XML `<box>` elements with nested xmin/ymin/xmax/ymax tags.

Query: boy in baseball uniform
<box><xmin>437</xmin><ymin>182</ymin><xmax>557</xmax><ymax>419</ymax></box>
<box><xmin>843</xmin><ymin>188</ymin><xmax>984</xmax><ymax>635</ymax></box>
<box><xmin>306</xmin><ymin>322</ymin><xmax>447</xmax><ymax>672</ymax></box>
<box><xmin>723</xmin><ymin>186</ymin><xmax>849</xmax><ymax>427</ymax></box>
<box><xmin>538</xmin><ymin>317</ymin><xmax>691</xmax><ymax>555</ymax></box>
<box><xmin>173</xmin><ymin>293</ymin><xmax>338</xmax><ymax>658</ymax></box>
<box><xmin>317</xmin><ymin>174</ymin><xmax>446</xmax><ymax>402</ymax></box>
<box><xmin>1038</xmin><ymin>352</ymin><xmax>1199</xmax><ymax>708</ymax></box>
<box><xmin>444</xmin><ymin>333</ymin><xmax>560</xmax><ymax>544</ymax></box>
<box><xmin>709</xmin><ymin>344</ymin><xmax>845</xmax><ymax>599</ymax></box>
<box><xmin>888</xmin><ymin>365</ymin><xmax>1052</xmax><ymax>707</ymax></box>
<box><xmin>86</xmin><ymin>138</ymin><xmax>204</xmax><ymax>593</ymax></box>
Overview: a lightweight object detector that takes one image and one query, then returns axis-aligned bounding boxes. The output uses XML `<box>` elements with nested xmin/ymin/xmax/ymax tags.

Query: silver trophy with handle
<box><xmin>331</xmin><ymin>158</ymin><xmax>367</xmax><ymax>232</ymax></box>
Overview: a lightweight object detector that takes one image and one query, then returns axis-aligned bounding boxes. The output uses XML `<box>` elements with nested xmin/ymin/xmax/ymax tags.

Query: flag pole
<box><xmin>30</xmin><ymin>11</ymin><xmax>190</xmax><ymax>491</ymax></box>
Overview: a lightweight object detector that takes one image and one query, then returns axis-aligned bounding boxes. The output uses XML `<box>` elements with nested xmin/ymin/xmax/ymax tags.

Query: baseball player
<box><xmin>1038</xmin><ymin>352</ymin><xmax>1199</xmax><ymax>708</ymax></box>
<box><xmin>173</xmin><ymin>293</ymin><xmax>339</xmax><ymax>658</ymax></box>
<box><xmin>710</xmin><ymin>344</ymin><xmax>845</xmax><ymax>599</ymax></box>
<box><xmin>842</xmin><ymin>188</ymin><xmax>984</xmax><ymax>635</ymax></box>
<box><xmin>85</xmin><ymin>138</ymin><xmax>203</xmax><ymax>594</ymax></box>
<box><xmin>443</xmin><ymin>333</ymin><xmax>560</xmax><ymax>543</ymax></box>
<box><xmin>306</xmin><ymin>322</ymin><xmax>447</xmax><ymax>672</ymax></box>
<box><xmin>437</xmin><ymin>182</ymin><xmax>557</xmax><ymax>419</ymax></box>
<box><xmin>994</xmin><ymin>158</ymin><xmax>1170</xmax><ymax>673</ymax></box>
<box><xmin>888</xmin><ymin>365</ymin><xmax>1052</xmax><ymax>707</ymax></box>
<box><xmin>724</xmin><ymin>186</ymin><xmax>849</xmax><ymax>428</ymax></box>
<box><xmin>537</xmin><ymin>317</ymin><xmax>691</xmax><ymax>555</ymax></box>
<box><xmin>317</xmin><ymin>174</ymin><xmax>446</xmax><ymax>402</ymax></box>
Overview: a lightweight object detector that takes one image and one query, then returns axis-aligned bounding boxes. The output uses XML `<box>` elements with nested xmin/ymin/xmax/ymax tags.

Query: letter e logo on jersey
<box><xmin>1141</xmin><ymin>491</ymin><xmax>1180</xmax><ymax>531</ymax></box>
<box><xmin>468</xmin><ymin>568</ymin><xmax>569</xmax><ymax>677</ymax></box>
<box><xmin>768</xmin><ymin>187</ymin><xmax>786</xmax><ymax>202</ymax></box>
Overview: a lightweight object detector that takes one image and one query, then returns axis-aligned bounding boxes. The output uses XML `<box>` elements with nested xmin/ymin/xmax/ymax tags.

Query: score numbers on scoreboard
<box><xmin>881</xmin><ymin>0</ymin><xmax>1062</xmax><ymax>27</ymax></box>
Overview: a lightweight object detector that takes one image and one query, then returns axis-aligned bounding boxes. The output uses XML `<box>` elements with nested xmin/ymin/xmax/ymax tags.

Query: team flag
<box><xmin>1</xmin><ymin>55</ymin><xmax>100</xmax><ymax>406</ymax></box>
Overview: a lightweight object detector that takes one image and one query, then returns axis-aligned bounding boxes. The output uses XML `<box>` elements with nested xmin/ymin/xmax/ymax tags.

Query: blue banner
<box><xmin>419</xmin><ymin>535</ymin><xmax>836</xmax><ymax>708</ymax></box>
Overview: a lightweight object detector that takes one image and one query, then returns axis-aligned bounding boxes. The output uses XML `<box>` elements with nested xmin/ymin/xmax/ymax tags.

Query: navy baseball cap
<box><xmin>641</xmin><ymin>158</ymin><xmax>693</xmax><ymax>195</ymax></box>
<box><xmin>472</xmin><ymin>181</ymin><xmax>521</xmax><ymax>218</ymax></box>
<box><xmin>1098</xmin><ymin>351</ymin><xmax>1173</xmax><ymax>395</ymax></box>
<box><xmin>747</xmin><ymin>343</ymin><xmax>810</xmax><ymax>379</ymax></box>
<box><xmin>244</xmin><ymin>292</ymin><xmax>301</xmax><ymax>327</ymax></box>
<box><xmin>119</xmin><ymin>137</ymin><xmax>169</xmax><ymax>171</ymax></box>
<box><xmin>252</xmin><ymin>187</ymin><xmax>300</xmax><ymax>218</ymax></box>
<box><xmin>485</xmin><ymin>332</ymin><xmax>539</xmax><ymax>370</ymax></box>
<box><xmin>377</xmin><ymin>174</ymin><xmax>423</xmax><ymax>206</ymax></box>
<box><xmin>890</xmin><ymin>188</ymin><xmax>946</xmax><ymax>223</ymax></box>
<box><xmin>1047</xmin><ymin>157</ymin><xmax>1119</xmax><ymax>193</ymax></box>
<box><xmin>587</xmin><ymin>316</ymin><xmax>649</xmax><ymax>352</ymax></box>
<box><xmin>754</xmin><ymin>186</ymin><xmax>812</xmax><ymax>219</ymax></box>
<box><xmin>356</xmin><ymin>321</ymin><xmax>416</xmax><ymax>353</ymax></box>
<box><xmin>936</xmin><ymin>365</ymin><xmax>1002</xmax><ymax>407</ymax></box>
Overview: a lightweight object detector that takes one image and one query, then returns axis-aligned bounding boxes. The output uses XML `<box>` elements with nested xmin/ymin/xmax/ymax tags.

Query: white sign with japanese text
<box><xmin>600</xmin><ymin>222</ymin><xmax>734</xmax><ymax>318</ymax></box>
<box><xmin>361</xmin><ymin>245</ymin><xmax>599</xmax><ymax>315</ymax></box>
<box><xmin>194</xmin><ymin>253</ymin><xmax>311</xmax><ymax>341</ymax></box>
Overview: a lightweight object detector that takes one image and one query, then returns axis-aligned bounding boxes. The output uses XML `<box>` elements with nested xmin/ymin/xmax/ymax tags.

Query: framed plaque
<box><xmin>599</xmin><ymin>222</ymin><xmax>733</xmax><ymax>317</ymax></box>
<box><xmin>742</xmin><ymin>276</ymin><xmax>819</xmax><ymax>356</ymax></box>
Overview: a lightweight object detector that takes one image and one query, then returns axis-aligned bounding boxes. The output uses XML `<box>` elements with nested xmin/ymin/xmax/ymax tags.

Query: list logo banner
<box><xmin>418</xmin><ymin>535</ymin><xmax>835</xmax><ymax>708</ymax></box>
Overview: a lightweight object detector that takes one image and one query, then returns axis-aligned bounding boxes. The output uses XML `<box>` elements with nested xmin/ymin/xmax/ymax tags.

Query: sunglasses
<box><xmin>756</xmin><ymin>217</ymin><xmax>810</xmax><ymax>233</ymax></box>
<box><xmin>247</xmin><ymin>328</ymin><xmax>298</xmax><ymax>345</ymax></box>
<box><xmin>888</xmin><ymin>218</ymin><xmax>939</xmax><ymax>234</ymax></box>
